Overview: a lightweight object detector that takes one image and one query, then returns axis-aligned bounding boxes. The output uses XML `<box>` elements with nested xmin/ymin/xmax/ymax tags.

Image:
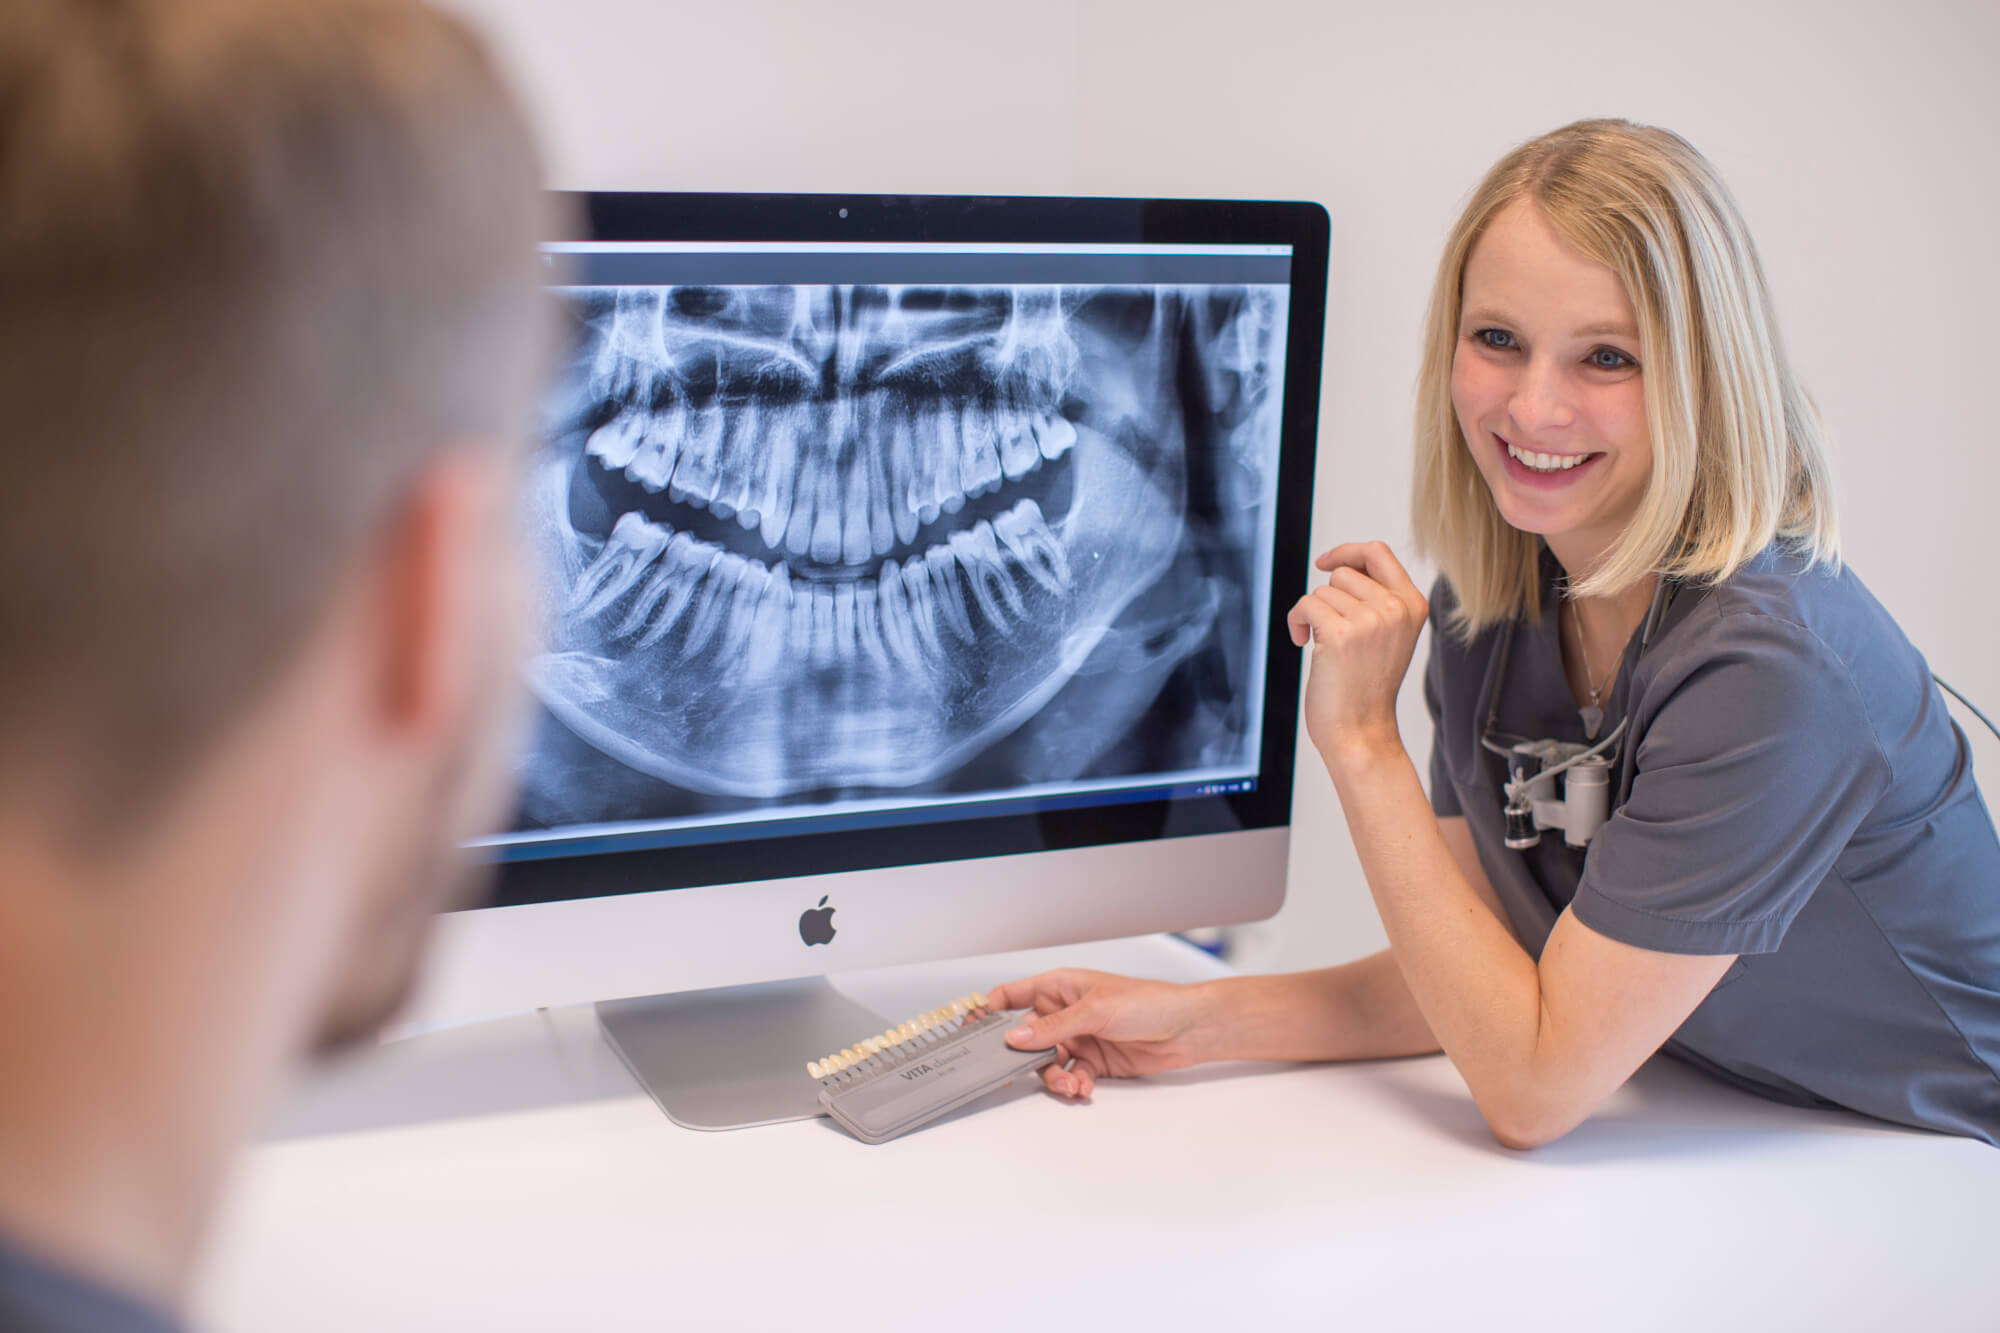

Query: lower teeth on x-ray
<box><xmin>511</xmin><ymin>281</ymin><xmax>1286</xmax><ymax>832</ymax></box>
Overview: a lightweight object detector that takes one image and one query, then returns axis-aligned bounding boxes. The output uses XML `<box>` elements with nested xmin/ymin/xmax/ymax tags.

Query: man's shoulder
<box><xmin>0</xmin><ymin>1232</ymin><xmax>182</xmax><ymax>1333</ymax></box>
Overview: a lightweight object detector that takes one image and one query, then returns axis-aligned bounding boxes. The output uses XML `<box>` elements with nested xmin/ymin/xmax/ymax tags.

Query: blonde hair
<box><xmin>1410</xmin><ymin>118</ymin><xmax>1839</xmax><ymax>637</ymax></box>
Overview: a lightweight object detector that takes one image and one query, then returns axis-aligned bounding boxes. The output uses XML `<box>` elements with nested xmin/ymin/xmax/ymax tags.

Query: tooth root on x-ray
<box><xmin>811</xmin><ymin>585</ymin><xmax>840</xmax><ymax>667</ymax></box>
<box><xmin>743</xmin><ymin>565</ymin><xmax>792</xmax><ymax>679</ymax></box>
<box><xmin>992</xmin><ymin>498</ymin><xmax>1070</xmax><ymax>593</ymax></box>
<box><xmin>925</xmin><ymin>413</ymin><xmax>958</xmax><ymax>520</ymax></box>
<box><xmin>886</xmin><ymin>415</ymin><xmax>921</xmax><ymax>546</ymax></box>
<box><xmin>854</xmin><ymin>583</ymin><xmax>890</xmax><ymax>668</ymax></box>
<box><xmin>810</xmin><ymin>459</ymin><xmax>844</xmax><ymax>565</ymax></box>
<box><xmin>669</xmin><ymin>407</ymin><xmax>721</xmax><ymax>508</ymax></box>
<box><xmin>572</xmin><ymin>511</ymin><xmax>668</xmax><ymax>618</ymax></box>
<box><xmin>833</xmin><ymin>582</ymin><xmax>860</xmax><ymax>662</ymax></box>
<box><xmin>896</xmin><ymin>556</ymin><xmax>945</xmax><ymax>658</ymax></box>
<box><xmin>874</xmin><ymin>558</ymin><xmax>919</xmax><ymax>668</ymax></box>
<box><xmin>710</xmin><ymin>403</ymin><xmax>757</xmax><ymax>523</ymax></box>
<box><xmin>841</xmin><ymin>445</ymin><xmax>873</xmax><ymax>566</ymax></box>
<box><xmin>925</xmin><ymin>545</ymin><xmax>975</xmax><ymax>645</ymax></box>
<box><xmin>783</xmin><ymin>453</ymin><xmax>817</xmax><ymax>557</ymax></box>
<box><xmin>627</xmin><ymin>531</ymin><xmax>719</xmax><ymax>647</ymax></box>
<box><xmin>625</xmin><ymin>399</ymin><xmax>681</xmax><ymax>492</ymax></box>
<box><xmin>936</xmin><ymin>420</ymin><xmax>968</xmax><ymax>512</ymax></box>
<box><xmin>707</xmin><ymin>558</ymin><xmax>759</xmax><ymax>661</ymax></box>
<box><xmin>949</xmin><ymin>521</ymin><xmax>1024</xmax><ymax>626</ymax></box>
<box><xmin>678</xmin><ymin>551</ymin><xmax>744</xmax><ymax>657</ymax></box>
<box><xmin>755</xmin><ymin>406</ymin><xmax>798</xmax><ymax>549</ymax></box>
<box><xmin>722</xmin><ymin>559</ymin><xmax>784</xmax><ymax>668</ymax></box>
<box><xmin>910</xmin><ymin>411</ymin><xmax>940</xmax><ymax>527</ymax></box>
<box><xmin>866</xmin><ymin>442</ymin><xmax>897</xmax><ymax>557</ymax></box>
<box><xmin>865</xmin><ymin>400</ymin><xmax>899</xmax><ymax>558</ymax></box>
<box><xmin>787</xmin><ymin>583</ymin><xmax>815</xmax><ymax>666</ymax></box>
<box><xmin>959</xmin><ymin>405</ymin><xmax>1002</xmax><ymax>499</ymax></box>
<box><xmin>523</xmin><ymin>282</ymin><xmax>1275</xmax><ymax>801</ymax></box>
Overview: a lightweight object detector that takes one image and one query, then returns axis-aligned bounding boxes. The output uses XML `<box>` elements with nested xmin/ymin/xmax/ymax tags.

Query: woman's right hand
<box><xmin>984</xmin><ymin>968</ymin><xmax>1221</xmax><ymax>1099</ymax></box>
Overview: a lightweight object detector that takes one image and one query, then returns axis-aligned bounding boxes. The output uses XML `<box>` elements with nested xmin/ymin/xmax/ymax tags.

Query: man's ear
<box><xmin>367</xmin><ymin>449</ymin><xmax>503</xmax><ymax>741</ymax></box>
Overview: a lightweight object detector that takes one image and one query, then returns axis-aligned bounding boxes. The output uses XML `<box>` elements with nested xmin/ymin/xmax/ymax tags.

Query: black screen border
<box><xmin>485</xmin><ymin>190</ymin><xmax>1327</xmax><ymax>911</ymax></box>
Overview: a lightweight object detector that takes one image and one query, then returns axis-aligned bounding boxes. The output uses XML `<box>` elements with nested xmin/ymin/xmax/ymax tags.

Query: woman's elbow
<box><xmin>1477</xmin><ymin>1090</ymin><xmax>1590</xmax><ymax>1150</ymax></box>
<box><xmin>1486</xmin><ymin>1116</ymin><xmax>1562</xmax><ymax>1151</ymax></box>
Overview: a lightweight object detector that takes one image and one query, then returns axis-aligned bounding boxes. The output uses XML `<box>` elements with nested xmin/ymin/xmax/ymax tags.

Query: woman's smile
<box><xmin>1494</xmin><ymin>431</ymin><xmax>1605</xmax><ymax>487</ymax></box>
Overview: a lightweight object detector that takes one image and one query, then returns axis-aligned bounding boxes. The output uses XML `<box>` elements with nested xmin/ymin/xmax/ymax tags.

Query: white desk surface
<box><xmin>195</xmin><ymin>935</ymin><xmax>2000</xmax><ymax>1333</ymax></box>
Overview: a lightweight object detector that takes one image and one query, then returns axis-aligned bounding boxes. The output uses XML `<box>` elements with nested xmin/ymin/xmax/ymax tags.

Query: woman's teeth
<box><xmin>1506</xmin><ymin>442</ymin><xmax>1591</xmax><ymax>473</ymax></box>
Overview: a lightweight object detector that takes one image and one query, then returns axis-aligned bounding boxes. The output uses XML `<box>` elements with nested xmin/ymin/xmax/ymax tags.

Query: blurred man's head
<box><xmin>0</xmin><ymin>0</ymin><xmax>550</xmax><ymax>1053</ymax></box>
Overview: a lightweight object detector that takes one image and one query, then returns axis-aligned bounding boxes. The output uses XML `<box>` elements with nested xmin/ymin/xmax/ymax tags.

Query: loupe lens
<box><xmin>1504</xmin><ymin>807</ymin><xmax>1540</xmax><ymax>850</ymax></box>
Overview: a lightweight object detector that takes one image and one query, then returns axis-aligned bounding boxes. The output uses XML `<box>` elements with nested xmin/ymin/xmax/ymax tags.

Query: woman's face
<box><xmin>1450</xmin><ymin>197</ymin><xmax>1651</xmax><ymax>572</ymax></box>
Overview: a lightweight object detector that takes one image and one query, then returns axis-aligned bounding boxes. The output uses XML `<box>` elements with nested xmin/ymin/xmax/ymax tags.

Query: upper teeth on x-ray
<box><xmin>514</xmin><ymin>281</ymin><xmax>1285</xmax><ymax>826</ymax></box>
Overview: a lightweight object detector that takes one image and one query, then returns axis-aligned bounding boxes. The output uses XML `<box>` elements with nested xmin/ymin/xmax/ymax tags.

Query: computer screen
<box><xmin>410</xmin><ymin>195</ymin><xmax>1324</xmax><ymax>1128</ymax></box>
<box><xmin>480</xmin><ymin>238</ymin><xmax>1293</xmax><ymax>877</ymax></box>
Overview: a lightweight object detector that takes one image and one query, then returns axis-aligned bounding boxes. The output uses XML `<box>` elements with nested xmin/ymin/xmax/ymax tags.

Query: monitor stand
<box><xmin>595</xmin><ymin>978</ymin><xmax>891</xmax><ymax>1130</ymax></box>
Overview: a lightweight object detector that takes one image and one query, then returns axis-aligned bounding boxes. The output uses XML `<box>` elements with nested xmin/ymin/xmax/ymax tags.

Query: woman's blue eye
<box><xmin>1588</xmin><ymin>346</ymin><xmax>1634</xmax><ymax>370</ymax></box>
<box><xmin>1474</xmin><ymin>328</ymin><xmax>1515</xmax><ymax>350</ymax></box>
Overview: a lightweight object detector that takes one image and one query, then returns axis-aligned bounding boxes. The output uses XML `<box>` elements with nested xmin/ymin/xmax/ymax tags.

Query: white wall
<box><xmin>453</xmin><ymin>0</ymin><xmax>2000</xmax><ymax>975</ymax></box>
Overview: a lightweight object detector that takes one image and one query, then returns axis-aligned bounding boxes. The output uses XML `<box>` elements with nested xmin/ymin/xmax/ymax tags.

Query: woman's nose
<box><xmin>1508</xmin><ymin>355</ymin><xmax>1577</xmax><ymax>434</ymax></box>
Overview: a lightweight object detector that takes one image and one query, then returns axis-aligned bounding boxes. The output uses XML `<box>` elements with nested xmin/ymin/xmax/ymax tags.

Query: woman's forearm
<box><xmin>1322</xmin><ymin>739</ymin><xmax>1548</xmax><ymax>1104</ymax></box>
<box><xmin>1187</xmin><ymin>950</ymin><xmax>1442</xmax><ymax>1065</ymax></box>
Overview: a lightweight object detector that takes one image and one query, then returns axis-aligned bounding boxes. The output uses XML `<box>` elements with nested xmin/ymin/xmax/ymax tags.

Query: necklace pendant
<box><xmin>1580</xmin><ymin>704</ymin><xmax>1604</xmax><ymax>741</ymax></box>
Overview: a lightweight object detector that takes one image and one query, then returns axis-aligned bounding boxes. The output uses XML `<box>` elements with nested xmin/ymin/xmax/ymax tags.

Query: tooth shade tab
<box><xmin>803</xmin><ymin>992</ymin><xmax>992</xmax><ymax>1081</ymax></box>
<box><xmin>806</xmin><ymin>990</ymin><xmax>1061</xmax><ymax>1144</ymax></box>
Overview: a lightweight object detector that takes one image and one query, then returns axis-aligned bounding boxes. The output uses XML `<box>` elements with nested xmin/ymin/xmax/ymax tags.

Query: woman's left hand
<box><xmin>1286</xmin><ymin>541</ymin><xmax>1429</xmax><ymax>765</ymax></box>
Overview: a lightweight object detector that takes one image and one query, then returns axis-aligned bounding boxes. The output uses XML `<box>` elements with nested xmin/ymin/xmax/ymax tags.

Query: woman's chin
<box><xmin>1485</xmin><ymin>489</ymin><xmax>1571</xmax><ymax>539</ymax></box>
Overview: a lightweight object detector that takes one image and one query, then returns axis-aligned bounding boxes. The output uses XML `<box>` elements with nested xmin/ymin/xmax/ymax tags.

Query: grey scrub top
<box><xmin>1424</xmin><ymin>543</ymin><xmax>2000</xmax><ymax>1145</ymax></box>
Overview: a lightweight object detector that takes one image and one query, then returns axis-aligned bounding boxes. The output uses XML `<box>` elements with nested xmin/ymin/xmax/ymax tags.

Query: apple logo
<box><xmin>798</xmin><ymin>895</ymin><xmax>837</xmax><ymax>947</ymax></box>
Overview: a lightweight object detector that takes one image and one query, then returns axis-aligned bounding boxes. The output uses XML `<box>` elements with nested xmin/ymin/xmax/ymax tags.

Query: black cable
<box><xmin>1934</xmin><ymin>674</ymin><xmax>2000</xmax><ymax>745</ymax></box>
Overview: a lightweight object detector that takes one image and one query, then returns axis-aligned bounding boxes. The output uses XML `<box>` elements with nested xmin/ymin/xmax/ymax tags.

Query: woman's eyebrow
<box><xmin>1462</xmin><ymin>306</ymin><xmax>1638</xmax><ymax>340</ymax></box>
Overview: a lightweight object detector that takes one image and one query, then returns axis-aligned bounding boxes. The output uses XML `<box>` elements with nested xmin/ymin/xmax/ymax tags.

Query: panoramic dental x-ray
<box><xmin>510</xmin><ymin>279</ymin><xmax>1287</xmax><ymax>837</ymax></box>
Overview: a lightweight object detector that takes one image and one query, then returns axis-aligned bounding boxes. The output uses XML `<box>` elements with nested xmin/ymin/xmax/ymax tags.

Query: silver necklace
<box><xmin>1565</xmin><ymin>595</ymin><xmax>1620</xmax><ymax>741</ymax></box>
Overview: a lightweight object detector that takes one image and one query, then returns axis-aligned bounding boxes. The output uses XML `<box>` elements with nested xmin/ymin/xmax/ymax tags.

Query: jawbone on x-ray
<box><xmin>517</xmin><ymin>281</ymin><xmax>1285</xmax><ymax>823</ymax></box>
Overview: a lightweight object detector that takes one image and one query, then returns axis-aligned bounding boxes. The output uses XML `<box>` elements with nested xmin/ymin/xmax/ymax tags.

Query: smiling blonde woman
<box><xmin>990</xmin><ymin>119</ymin><xmax>2000</xmax><ymax>1149</ymax></box>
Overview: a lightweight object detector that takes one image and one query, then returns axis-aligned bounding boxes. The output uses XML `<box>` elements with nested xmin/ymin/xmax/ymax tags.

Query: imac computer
<box><xmin>406</xmin><ymin>191</ymin><xmax>1329</xmax><ymax>1129</ymax></box>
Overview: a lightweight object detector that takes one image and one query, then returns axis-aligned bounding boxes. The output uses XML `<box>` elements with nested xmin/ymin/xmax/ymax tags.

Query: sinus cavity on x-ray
<box><xmin>498</xmin><ymin>278</ymin><xmax>1289</xmax><ymax>848</ymax></box>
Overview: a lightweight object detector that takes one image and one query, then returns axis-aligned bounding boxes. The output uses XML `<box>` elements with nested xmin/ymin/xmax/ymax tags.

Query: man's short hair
<box><xmin>0</xmin><ymin>0</ymin><xmax>548</xmax><ymax>833</ymax></box>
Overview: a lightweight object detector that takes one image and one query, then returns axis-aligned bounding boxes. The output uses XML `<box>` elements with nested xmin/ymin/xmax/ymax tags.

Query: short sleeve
<box><xmin>1423</xmin><ymin>580</ymin><xmax>1462</xmax><ymax>818</ymax></box>
<box><xmin>1571</xmin><ymin>613</ymin><xmax>1891</xmax><ymax>956</ymax></box>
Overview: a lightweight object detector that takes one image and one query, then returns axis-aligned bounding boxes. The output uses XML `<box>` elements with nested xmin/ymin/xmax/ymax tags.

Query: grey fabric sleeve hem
<box><xmin>1429</xmin><ymin>751</ymin><xmax>1463</xmax><ymax>818</ymax></box>
<box><xmin>1421</xmin><ymin>601</ymin><xmax>1461</xmax><ymax>819</ymax></box>
<box><xmin>1570</xmin><ymin>882</ymin><xmax>1788</xmax><ymax>956</ymax></box>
